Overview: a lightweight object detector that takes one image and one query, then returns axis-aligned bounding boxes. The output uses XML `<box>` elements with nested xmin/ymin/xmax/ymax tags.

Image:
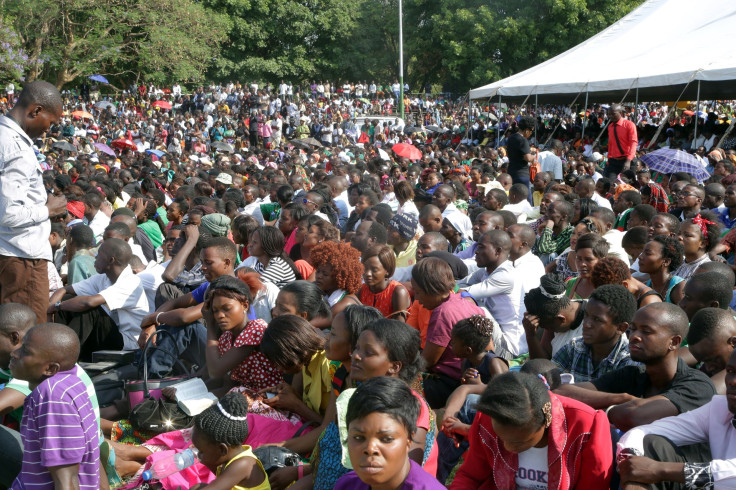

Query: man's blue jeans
<box><xmin>145</xmin><ymin>322</ymin><xmax>207</xmax><ymax>378</ymax></box>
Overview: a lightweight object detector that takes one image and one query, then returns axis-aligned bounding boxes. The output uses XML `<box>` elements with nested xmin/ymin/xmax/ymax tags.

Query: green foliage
<box><xmin>0</xmin><ymin>18</ymin><xmax>40</xmax><ymax>85</ymax></box>
<box><xmin>401</xmin><ymin>0</ymin><xmax>645</xmax><ymax>93</ymax></box>
<box><xmin>203</xmin><ymin>0</ymin><xmax>359</xmax><ymax>83</ymax></box>
<box><xmin>2</xmin><ymin>0</ymin><xmax>645</xmax><ymax>92</ymax></box>
<box><xmin>5</xmin><ymin>0</ymin><xmax>228</xmax><ymax>88</ymax></box>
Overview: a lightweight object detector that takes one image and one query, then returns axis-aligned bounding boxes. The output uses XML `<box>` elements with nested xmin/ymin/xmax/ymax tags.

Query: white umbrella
<box><xmin>377</xmin><ymin>148</ymin><xmax>390</xmax><ymax>161</ymax></box>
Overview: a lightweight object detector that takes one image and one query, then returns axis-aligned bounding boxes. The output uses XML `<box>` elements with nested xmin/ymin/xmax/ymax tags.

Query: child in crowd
<box><xmin>191</xmin><ymin>393</ymin><xmax>270</xmax><ymax>490</ymax></box>
<box><xmin>451</xmin><ymin>314</ymin><xmax>509</xmax><ymax>385</ymax></box>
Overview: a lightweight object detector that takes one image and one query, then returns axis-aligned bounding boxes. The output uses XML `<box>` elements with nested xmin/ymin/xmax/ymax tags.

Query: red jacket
<box><xmin>450</xmin><ymin>394</ymin><xmax>613</xmax><ymax>490</ymax></box>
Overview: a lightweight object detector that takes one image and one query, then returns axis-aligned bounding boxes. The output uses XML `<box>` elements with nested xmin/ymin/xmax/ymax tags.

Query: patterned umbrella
<box><xmin>639</xmin><ymin>148</ymin><xmax>710</xmax><ymax>182</ymax></box>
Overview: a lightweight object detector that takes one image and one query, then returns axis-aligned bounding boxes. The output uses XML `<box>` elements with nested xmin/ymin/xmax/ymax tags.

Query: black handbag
<box><xmin>129</xmin><ymin>396</ymin><xmax>193</xmax><ymax>434</ymax></box>
<box><xmin>252</xmin><ymin>446</ymin><xmax>302</xmax><ymax>475</ymax></box>
<box><xmin>127</xmin><ymin>331</ymin><xmax>193</xmax><ymax>433</ymax></box>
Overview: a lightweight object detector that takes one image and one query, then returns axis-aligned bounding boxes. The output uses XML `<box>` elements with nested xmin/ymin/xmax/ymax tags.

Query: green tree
<box><xmin>395</xmin><ymin>0</ymin><xmax>645</xmax><ymax>94</ymax></box>
<box><xmin>203</xmin><ymin>0</ymin><xmax>358</xmax><ymax>83</ymax></box>
<box><xmin>0</xmin><ymin>18</ymin><xmax>41</xmax><ymax>85</ymax></box>
<box><xmin>5</xmin><ymin>0</ymin><xmax>228</xmax><ymax>89</ymax></box>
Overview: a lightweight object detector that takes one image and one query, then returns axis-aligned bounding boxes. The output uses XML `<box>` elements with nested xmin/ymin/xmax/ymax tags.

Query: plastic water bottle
<box><xmin>142</xmin><ymin>448</ymin><xmax>199</xmax><ymax>481</ymax></box>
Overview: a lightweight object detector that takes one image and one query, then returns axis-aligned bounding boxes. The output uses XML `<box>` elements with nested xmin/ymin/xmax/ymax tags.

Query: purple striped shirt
<box><xmin>12</xmin><ymin>368</ymin><xmax>99</xmax><ymax>489</ymax></box>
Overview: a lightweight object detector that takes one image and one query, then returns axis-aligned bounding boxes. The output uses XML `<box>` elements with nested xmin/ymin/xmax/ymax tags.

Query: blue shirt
<box><xmin>191</xmin><ymin>281</ymin><xmax>210</xmax><ymax>304</ymax></box>
<box><xmin>718</xmin><ymin>207</ymin><xmax>736</xmax><ymax>231</ymax></box>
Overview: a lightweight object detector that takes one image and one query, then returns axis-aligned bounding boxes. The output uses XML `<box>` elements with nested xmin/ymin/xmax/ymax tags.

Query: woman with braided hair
<box><xmin>451</xmin><ymin>315</ymin><xmax>509</xmax><ymax>386</ymax></box>
<box><xmin>190</xmin><ymin>393</ymin><xmax>270</xmax><ymax>490</ymax></box>
<box><xmin>450</xmin><ymin>372</ymin><xmax>613</xmax><ymax>490</ymax></box>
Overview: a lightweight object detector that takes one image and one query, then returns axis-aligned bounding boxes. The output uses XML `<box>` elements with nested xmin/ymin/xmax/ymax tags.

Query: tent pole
<box><xmin>535</xmin><ymin>93</ymin><xmax>538</xmax><ymax>145</ymax></box>
<box><xmin>497</xmin><ymin>94</ymin><xmax>502</xmax><ymax>148</ymax></box>
<box><xmin>634</xmin><ymin>84</ymin><xmax>639</xmax><ymax>123</ymax></box>
<box><xmin>694</xmin><ymin>80</ymin><xmax>701</xmax><ymax>147</ymax></box>
<box><xmin>581</xmin><ymin>90</ymin><xmax>589</xmax><ymax>144</ymax></box>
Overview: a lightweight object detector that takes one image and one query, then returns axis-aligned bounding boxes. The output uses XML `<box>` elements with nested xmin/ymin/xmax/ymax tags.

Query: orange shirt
<box><xmin>406</xmin><ymin>299</ymin><xmax>432</xmax><ymax>348</ymax></box>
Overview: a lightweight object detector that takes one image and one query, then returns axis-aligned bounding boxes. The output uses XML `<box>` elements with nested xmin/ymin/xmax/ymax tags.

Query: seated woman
<box><xmin>673</xmin><ymin>213</ymin><xmax>721</xmax><ymax>279</ymax></box>
<box><xmin>450</xmin><ymin>372</ymin><xmax>613</xmax><ymax>489</ymax></box>
<box><xmin>564</xmin><ymin>233</ymin><xmax>610</xmax><ymax>300</ymax></box>
<box><xmin>201</xmin><ymin>275</ymin><xmax>283</xmax><ymax>394</ymax></box>
<box><xmin>247</xmin><ymin>226</ymin><xmax>302</xmax><ymax>288</ymax></box>
<box><xmin>272</xmin><ymin>280</ymin><xmax>332</xmax><ymax>329</ymax></box>
<box><xmin>546</xmin><ymin>217</ymin><xmax>604</xmax><ymax>278</ymax></box>
<box><xmin>335</xmin><ymin>377</ymin><xmax>445</xmax><ymax>490</ymax></box>
<box><xmin>638</xmin><ymin>235</ymin><xmax>686</xmax><ymax>304</ymax></box>
<box><xmin>259</xmin><ymin>315</ymin><xmax>332</xmax><ymax>425</ymax></box>
<box><xmin>310</xmin><ymin>241</ymin><xmax>363</xmax><ymax>316</ymax></box>
<box><xmin>412</xmin><ymin>257</ymin><xmax>486</xmax><ymax>409</ymax></box>
<box><xmin>523</xmin><ymin>272</ymin><xmax>589</xmax><ymax>360</ymax></box>
<box><xmin>267</xmin><ymin>305</ymin><xmax>383</xmax><ymax>489</ymax></box>
<box><xmin>591</xmin><ymin>256</ymin><xmax>662</xmax><ymax>308</ymax></box>
<box><xmin>359</xmin><ymin>245</ymin><xmax>411</xmax><ymax>320</ymax></box>
<box><xmin>235</xmin><ymin>267</ymin><xmax>279</xmax><ymax>323</ymax></box>
<box><xmin>289</xmin><ymin>215</ymin><xmax>339</xmax><ymax>280</ymax></box>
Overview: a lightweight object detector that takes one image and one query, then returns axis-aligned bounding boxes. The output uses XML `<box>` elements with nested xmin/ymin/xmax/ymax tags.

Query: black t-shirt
<box><xmin>591</xmin><ymin>357</ymin><xmax>716</xmax><ymax>414</ymax></box>
<box><xmin>506</xmin><ymin>132</ymin><xmax>531</xmax><ymax>180</ymax></box>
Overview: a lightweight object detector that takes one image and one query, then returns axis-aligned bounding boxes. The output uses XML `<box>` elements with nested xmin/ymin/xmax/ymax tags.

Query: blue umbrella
<box><xmin>146</xmin><ymin>149</ymin><xmax>166</xmax><ymax>158</ymax></box>
<box><xmin>639</xmin><ymin>148</ymin><xmax>710</xmax><ymax>182</ymax></box>
<box><xmin>88</xmin><ymin>74</ymin><xmax>109</xmax><ymax>84</ymax></box>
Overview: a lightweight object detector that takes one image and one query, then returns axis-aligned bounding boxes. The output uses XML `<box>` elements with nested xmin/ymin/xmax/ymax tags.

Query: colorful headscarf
<box><xmin>692</xmin><ymin>214</ymin><xmax>715</xmax><ymax>238</ymax></box>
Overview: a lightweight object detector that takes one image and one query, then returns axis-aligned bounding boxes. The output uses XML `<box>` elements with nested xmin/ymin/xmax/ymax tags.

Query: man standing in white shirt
<box><xmin>0</xmin><ymin>81</ymin><xmax>67</xmax><ymax>324</ymax></box>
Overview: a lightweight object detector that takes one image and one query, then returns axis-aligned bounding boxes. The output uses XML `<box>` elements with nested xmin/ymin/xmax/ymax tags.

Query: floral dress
<box><xmin>218</xmin><ymin>319</ymin><xmax>283</xmax><ymax>391</ymax></box>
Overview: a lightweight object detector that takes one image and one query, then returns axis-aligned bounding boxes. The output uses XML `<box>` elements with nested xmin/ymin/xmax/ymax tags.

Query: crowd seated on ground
<box><xmin>5</xmin><ymin>80</ymin><xmax>736</xmax><ymax>489</ymax></box>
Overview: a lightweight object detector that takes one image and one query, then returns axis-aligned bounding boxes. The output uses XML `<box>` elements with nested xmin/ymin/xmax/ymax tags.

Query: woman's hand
<box><xmin>260</xmin><ymin>383</ymin><xmax>302</xmax><ymax>412</ymax></box>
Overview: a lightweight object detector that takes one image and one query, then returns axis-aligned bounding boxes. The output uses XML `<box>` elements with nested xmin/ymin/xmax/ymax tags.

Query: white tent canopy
<box><xmin>470</xmin><ymin>0</ymin><xmax>736</xmax><ymax>102</ymax></box>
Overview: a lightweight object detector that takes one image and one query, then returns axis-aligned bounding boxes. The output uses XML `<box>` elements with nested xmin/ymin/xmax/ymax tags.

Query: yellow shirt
<box><xmin>395</xmin><ymin>240</ymin><xmax>418</xmax><ymax>269</ymax></box>
<box><xmin>302</xmin><ymin>350</ymin><xmax>332</xmax><ymax>416</ymax></box>
<box><xmin>533</xmin><ymin>190</ymin><xmax>543</xmax><ymax>207</ymax></box>
<box><xmin>215</xmin><ymin>445</ymin><xmax>270</xmax><ymax>490</ymax></box>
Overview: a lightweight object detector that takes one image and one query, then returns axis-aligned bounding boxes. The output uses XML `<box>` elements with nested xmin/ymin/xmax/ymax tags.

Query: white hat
<box><xmin>215</xmin><ymin>173</ymin><xmax>233</xmax><ymax>185</ymax></box>
<box><xmin>592</xmin><ymin>152</ymin><xmax>603</xmax><ymax>162</ymax></box>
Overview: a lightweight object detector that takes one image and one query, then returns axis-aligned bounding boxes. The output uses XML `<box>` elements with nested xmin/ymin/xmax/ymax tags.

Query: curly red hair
<box><xmin>309</xmin><ymin>241</ymin><xmax>363</xmax><ymax>294</ymax></box>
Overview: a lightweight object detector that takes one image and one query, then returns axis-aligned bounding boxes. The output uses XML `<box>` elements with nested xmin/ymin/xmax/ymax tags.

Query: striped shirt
<box><xmin>255</xmin><ymin>256</ymin><xmax>296</xmax><ymax>288</ymax></box>
<box><xmin>12</xmin><ymin>368</ymin><xmax>100</xmax><ymax>489</ymax></box>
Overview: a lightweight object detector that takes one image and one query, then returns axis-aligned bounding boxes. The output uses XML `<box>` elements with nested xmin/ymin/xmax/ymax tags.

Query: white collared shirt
<box><xmin>459</xmin><ymin>260</ymin><xmax>526</xmax><ymax>356</ymax></box>
<box><xmin>513</xmin><ymin>251</ymin><xmax>545</xmax><ymax>317</ymax></box>
<box><xmin>72</xmin><ymin>265</ymin><xmax>149</xmax><ymax>349</ymax></box>
<box><xmin>0</xmin><ymin>116</ymin><xmax>52</xmax><ymax>260</ymax></box>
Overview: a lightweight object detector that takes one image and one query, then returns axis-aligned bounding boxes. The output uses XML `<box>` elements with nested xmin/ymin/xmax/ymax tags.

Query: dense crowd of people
<box><xmin>1</xmin><ymin>78</ymin><xmax>736</xmax><ymax>489</ymax></box>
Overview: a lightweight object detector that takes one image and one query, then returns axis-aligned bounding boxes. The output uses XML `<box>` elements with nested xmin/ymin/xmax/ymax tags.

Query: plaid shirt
<box><xmin>533</xmin><ymin>224</ymin><xmax>573</xmax><ymax>255</ymax></box>
<box><xmin>552</xmin><ymin>334</ymin><xmax>639</xmax><ymax>383</ymax></box>
<box><xmin>647</xmin><ymin>182</ymin><xmax>670</xmax><ymax>213</ymax></box>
